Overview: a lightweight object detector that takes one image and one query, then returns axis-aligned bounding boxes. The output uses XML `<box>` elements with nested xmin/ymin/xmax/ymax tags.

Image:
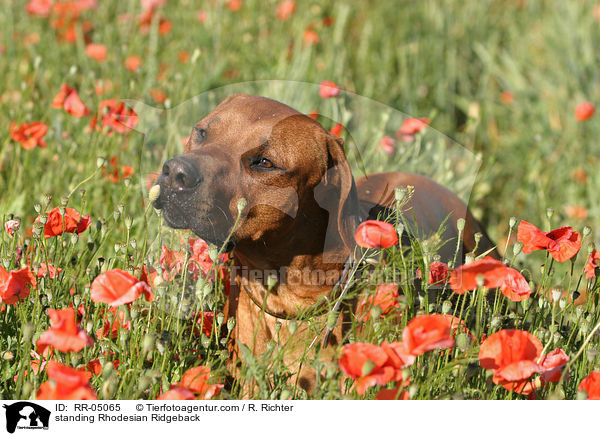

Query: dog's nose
<box><xmin>161</xmin><ymin>157</ymin><xmax>201</xmax><ymax>190</ymax></box>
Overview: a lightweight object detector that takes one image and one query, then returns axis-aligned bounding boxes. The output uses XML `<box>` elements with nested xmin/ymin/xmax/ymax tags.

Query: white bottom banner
<box><xmin>0</xmin><ymin>400</ymin><xmax>596</xmax><ymax>435</ymax></box>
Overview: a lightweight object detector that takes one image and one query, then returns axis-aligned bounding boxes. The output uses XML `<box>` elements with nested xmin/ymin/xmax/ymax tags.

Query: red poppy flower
<box><xmin>227</xmin><ymin>0</ymin><xmax>242</xmax><ymax>11</ymax></box>
<box><xmin>276</xmin><ymin>0</ymin><xmax>296</xmax><ymax>21</ymax></box>
<box><xmin>96</xmin><ymin>99</ymin><xmax>139</xmax><ymax>134</ymax></box>
<box><xmin>141</xmin><ymin>0</ymin><xmax>166</xmax><ymax>11</ymax></box>
<box><xmin>517</xmin><ymin>220</ymin><xmax>582</xmax><ymax>262</ymax></box>
<box><xmin>356</xmin><ymin>283</ymin><xmax>399</xmax><ymax>321</ymax></box>
<box><xmin>36</xmin><ymin>206</ymin><xmax>91</xmax><ymax>238</ymax></box>
<box><xmin>4</xmin><ymin>220</ymin><xmax>20</xmax><ymax>235</ymax></box>
<box><xmin>86</xmin><ymin>43</ymin><xmax>107</xmax><ymax>61</ymax></box>
<box><xmin>565</xmin><ymin>205</ymin><xmax>588</xmax><ymax>220</ymax></box>
<box><xmin>102</xmin><ymin>156</ymin><xmax>134</xmax><ymax>183</ymax></box>
<box><xmin>319</xmin><ymin>81</ymin><xmax>341</xmax><ymax>99</ymax></box>
<box><xmin>192</xmin><ymin>311</ymin><xmax>214</xmax><ymax>337</ymax></box>
<box><xmin>10</xmin><ymin>121</ymin><xmax>48</xmax><ymax>150</ymax></box>
<box><xmin>0</xmin><ymin>266</ymin><xmax>36</xmax><ymax>305</ymax></box>
<box><xmin>579</xmin><ymin>372</ymin><xmax>600</xmax><ymax>400</ymax></box>
<box><xmin>499</xmin><ymin>267</ymin><xmax>531</xmax><ymax>302</ymax></box>
<box><xmin>479</xmin><ymin>329</ymin><xmax>543</xmax><ymax>394</ymax></box>
<box><xmin>125</xmin><ymin>55</ymin><xmax>142</xmax><ymax>71</ymax></box>
<box><xmin>303</xmin><ymin>29</ymin><xmax>319</xmax><ymax>45</ymax></box>
<box><xmin>157</xmin><ymin>387</ymin><xmax>196</xmax><ymax>400</ymax></box>
<box><xmin>575</xmin><ymin>101</ymin><xmax>595</xmax><ymax>122</ymax></box>
<box><xmin>160</xmin><ymin>238</ymin><xmax>216</xmax><ymax>281</ymax></box>
<box><xmin>86</xmin><ymin>358</ymin><xmax>102</xmax><ymax>376</ymax></box>
<box><xmin>91</xmin><ymin>269</ymin><xmax>154</xmax><ymax>306</ymax></box>
<box><xmin>150</xmin><ymin>88</ymin><xmax>167</xmax><ymax>103</ymax></box>
<box><xmin>37</xmin><ymin>263</ymin><xmax>63</xmax><ymax>279</ymax></box>
<box><xmin>402</xmin><ymin>314</ymin><xmax>455</xmax><ymax>356</ymax></box>
<box><xmin>375</xmin><ymin>378</ymin><xmax>411</xmax><ymax>400</ymax></box>
<box><xmin>179</xmin><ymin>366</ymin><xmax>223</xmax><ymax>399</ymax></box>
<box><xmin>307</xmin><ymin>110</ymin><xmax>319</xmax><ymax>120</ymax></box>
<box><xmin>37</xmin><ymin>308</ymin><xmax>93</xmax><ymax>354</ymax></box>
<box><xmin>37</xmin><ymin>361</ymin><xmax>97</xmax><ymax>400</ymax></box>
<box><xmin>379</xmin><ymin>136</ymin><xmax>395</xmax><ymax>156</ymax></box>
<box><xmin>354</xmin><ymin>220</ymin><xmax>398</xmax><ymax>249</ymax></box>
<box><xmin>26</xmin><ymin>0</ymin><xmax>52</xmax><ymax>17</ymax></box>
<box><xmin>139</xmin><ymin>264</ymin><xmax>158</xmax><ymax>288</ymax></box>
<box><xmin>395</xmin><ymin>117</ymin><xmax>429</xmax><ymax>141</ymax></box>
<box><xmin>197</xmin><ymin>10</ymin><xmax>208</xmax><ymax>22</ymax></box>
<box><xmin>443</xmin><ymin>314</ymin><xmax>473</xmax><ymax>339</ymax></box>
<box><xmin>96</xmin><ymin>307</ymin><xmax>131</xmax><ymax>338</ymax></box>
<box><xmin>330</xmin><ymin>123</ymin><xmax>343</xmax><ymax>137</ymax></box>
<box><xmin>539</xmin><ymin>348</ymin><xmax>569</xmax><ymax>383</ymax></box>
<box><xmin>52</xmin><ymin>84</ymin><xmax>89</xmax><ymax>117</ymax></box>
<box><xmin>500</xmin><ymin>91</ymin><xmax>514</xmax><ymax>105</ymax></box>
<box><xmin>338</xmin><ymin>342</ymin><xmax>407</xmax><ymax>395</ymax></box>
<box><xmin>448</xmin><ymin>256</ymin><xmax>507</xmax><ymax>294</ymax></box>
<box><xmin>428</xmin><ymin>261</ymin><xmax>449</xmax><ymax>285</ymax></box>
<box><xmin>585</xmin><ymin>249</ymin><xmax>600</xmax><ymax>279</ymax></box>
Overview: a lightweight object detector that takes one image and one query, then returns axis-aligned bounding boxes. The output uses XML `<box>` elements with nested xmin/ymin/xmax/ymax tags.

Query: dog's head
<box><xmin>153</xmin><ymin>94</ymin><xmax>359</xmax><ymax>253</ymax></box>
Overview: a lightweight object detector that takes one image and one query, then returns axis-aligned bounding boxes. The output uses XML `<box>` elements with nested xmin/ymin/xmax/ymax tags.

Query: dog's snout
<box><xmin>161</xmin><ymin>157</ymin><xmax>201</xmax><ymax>190</ymax></box>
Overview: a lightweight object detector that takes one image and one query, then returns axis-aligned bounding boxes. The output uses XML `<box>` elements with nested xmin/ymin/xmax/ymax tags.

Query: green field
<box><xmin>0</xmin><ymin>0</ymin><xmax>599</xmax><ymax>400</ymax></box>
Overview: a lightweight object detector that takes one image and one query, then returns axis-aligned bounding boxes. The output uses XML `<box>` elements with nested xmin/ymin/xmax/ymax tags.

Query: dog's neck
<box><xmin>230</xmin><ymin>204</ymin><xmax>351</xmax><ymax>318</ymax></box>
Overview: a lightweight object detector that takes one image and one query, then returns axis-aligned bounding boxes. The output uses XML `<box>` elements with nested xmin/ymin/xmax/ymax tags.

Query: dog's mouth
<box><xmin>152</xmin><ymin>182</ymin><xmax>234</xmax><ymax>249</ymax></box>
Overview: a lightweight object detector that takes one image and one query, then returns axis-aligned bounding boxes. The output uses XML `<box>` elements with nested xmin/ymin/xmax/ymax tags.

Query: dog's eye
<box><xmin>259</xmin><ymin>158</ymin><xmax>273</xmax><ymax>168</ymax></box>
<box><xmin>192</xmin><ymin>126</ymin><xmax>207</xmax><ymax>143</ymax></box>
<box><xmin>251</xmin><ymin>157</ymin><xmax>276</xmax><ymax>170</ymax></box>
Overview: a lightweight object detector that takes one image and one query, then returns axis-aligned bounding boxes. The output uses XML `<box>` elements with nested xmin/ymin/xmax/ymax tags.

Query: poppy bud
<box><xmin>21</xmin><ymin>381</ymin><xmax>33</xmax><ymax>399</ymax></box>
<box><xmin>288</xmin><ymin>320</ymin><xmax>298</xmax><ymax>335</ymax></box>
<box><xmin>586</xmin><ymin>348</ymin><xmax>598</xmax><ymax>363</ymax></box>
<box><xmin>70</xmin><ymin>352</ymin><xmax>82</xmax><ymax>366</ymax></box>
<box><xmin>22</xmin><ymin>322</ymin><xmax>35</xmax><ymax>343</ymax></box>
<box><xmin>266</xmin><ymin>274</ymin><xmax>278</xmax><ymax>290</ymax></box>
<box><xmin>125</xmin><ymin>216</ymin><xmax>133</xmax><ymax>229</ymax></box>
<box><xmin>490</xmin><ymin>315</ymin><xmax>502</xmax><ymax>330</ymax></box>
<box><xmin>201</xmin><ymin>335</ymin><xmax>210</xmax><ymax>349</ymax></box>
<box><xmin>326</xmin><ymin>312</ymin><xmax>338</xmax><ymax>330</ymax></box>
<box><xmin>408</xmin><ymin>385</ymin><xmax>418</xmax><ymax>399</ymax></box>
<box><xmin>361</xmin><ymin>359</ymin><xmax>375</xmax><ymax>376</ymax></box>
<box><xmin>441</xmin><ymin>300</ymin><xmax>452</xmax><ymax>314</ymax></box>
<box><xmin>216</xmin><ymin>312</ymin><xmax>225</xmax><ymax>326</ymax></box>
<box><xmin>513</xmin><ymin>241</ymin><xmax>523</xmax><ymax>256</ymax></box>
<box><xmin>2</xmin><ymin>351</ymin><xmax>14</xmax><ymax>361</ymax></box>
<box><xmin>394</xmin><ymin>187</ymin><xmax>406</xmax><ymax>203</ymax></box>
<box><xmin>130</xmin><ymin>239</ymin><xmax>137</xmax><ymax>250</ymax></box>
<box><xmin>509</xmin><ymin>216</ymin><xmax>517</xmax><ymax>229</ymax></box>
<box><xmin>142</xmin><ymin>333</ymin><xmax>155</xmax><ymax>354</ymax></box>
<box><xmin>34</xmin><ymin>203</ymin><xmax>42</xmax><ymax>213</ymax></box>
<box><xmin>102</xmin><ymin>379</ymin><xmax>116</xmax><ymax>399</ymax></box>
<box><xmin>546</xmin><ymin>208</ymin><xmax>554</xmax><ymax>220</ymax></box>
<box><xmin>227</xmin><ymin>317</ymin><xmax>236</xmax><ymax>332</ymax></box>
<box><xmin>208</xmin><ymin>245</ymin><xmax>218</xmax><ymax>263</ymax></box>
<box><xmin>149</xmin><ymin>184</ymin><xmax>160</xmax><ymax>203</ymax></box>
<box><xmin>97</xmin><ymin>157</ymin><xmax>106</xmax><ymax>168</ymax></box>
<box><xmin>102</xmin><ymin>362</ymin><xmax>115</xmax><ymax>378</ymax></box>
<box><xmin>456</xmin><ymin>218</ymin><xmax>465</xmax><ymax>232</ymax></box>
<box><xmin>237</xmin><ymin>198</ymin><xmax>247</xmax><ymax>214</ymax></box>
<box><xmin>191</xmin><ymin>48</ymin><xmax>201</xmax><ymax>64</ymax></box>
<box><xmin>474</xmin><ymin>233</ymin><xmax>482</xmax><ymax>244</ymax></box>
<box><xmin>138</xmin><ymin>375</ymin><xmax>152</xmax><ymax>391</ymax></box>
<box><xmin>113</xmin><ymin>210</ymin><xmax>120</xmax><ymax>222</ymax></box>
<box><xmin>456</xmin><ymin>333</ymin><xmax>469</xmax><ymax>351</ymax></box>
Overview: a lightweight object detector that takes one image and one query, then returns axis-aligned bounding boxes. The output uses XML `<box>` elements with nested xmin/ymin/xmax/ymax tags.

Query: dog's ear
<box><xmin>319</xmin><ymin>133</ymin><xmax>360</xmax><ymax>258</ymax></box>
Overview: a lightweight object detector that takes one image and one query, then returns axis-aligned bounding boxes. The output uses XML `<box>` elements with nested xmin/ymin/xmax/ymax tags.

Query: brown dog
<box><xmin>152</xmin><ymin>94</ymin><xmax>497</xmax><ymax>393</ymax></box>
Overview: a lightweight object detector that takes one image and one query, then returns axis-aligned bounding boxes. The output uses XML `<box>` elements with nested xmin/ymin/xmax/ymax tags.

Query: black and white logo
<box><xmin>2</xmin><ymin>402</ymin><xmax>50</xmax><ymax>433</ymax></box>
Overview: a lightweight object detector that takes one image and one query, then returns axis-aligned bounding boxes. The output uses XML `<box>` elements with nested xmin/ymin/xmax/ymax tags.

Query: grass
<box><xmin>0</xmin><ymin>0</ymin><xmax>599</xmax><ymax>400</ymax></box>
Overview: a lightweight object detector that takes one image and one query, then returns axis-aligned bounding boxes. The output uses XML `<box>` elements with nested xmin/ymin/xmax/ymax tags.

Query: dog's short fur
<box><xmin>153</xmin><ymin>94</ymin><xmax>497</xmax><ymax>393</ymax></box>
